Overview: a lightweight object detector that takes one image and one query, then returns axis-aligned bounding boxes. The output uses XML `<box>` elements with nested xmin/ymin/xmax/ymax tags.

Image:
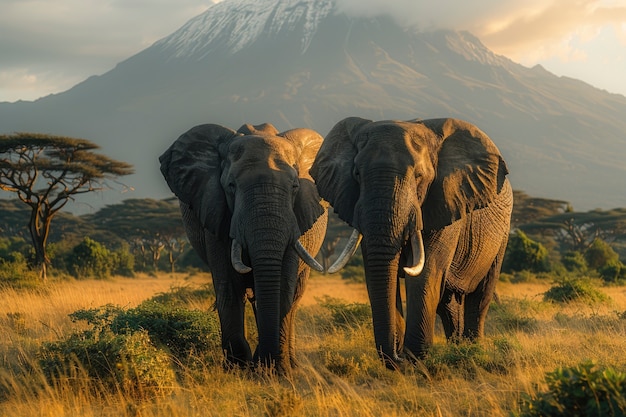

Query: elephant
<box><xmin>310</xmin><ymin>117</ymin><xmax>513</xmax><ymax>367</ymax></box>
<box><xmin>159</xmin><ymin>122</ymin><xmax>328</xmax><ymax>372</ymax></box>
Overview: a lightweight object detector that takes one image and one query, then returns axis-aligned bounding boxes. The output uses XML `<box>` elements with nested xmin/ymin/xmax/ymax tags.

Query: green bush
<box><xmin>520</xmin><ymin>361</ymin><xmax>626</xmax><ymax>416</ymax></box>
<box><xmin>562</xmin><ymin>251</ymin><xmax>588</xmax><ymax>273</ymax></box>
<box><xmin>543</xmin><ymin>278</ymin><xmax>609</xmax><ymax>304</ymax></box>
<box><xmin>317</xmin><ymin>296</ymin><xmax>371</xmax><ymax>329</ymax></box>
<box><xmin>585</xmin><ymin>239</ymin><xmax>620</xmax><ymax>271</ymax></box>
<box><xmin>39</xmin><ymin>329</ymin><xmax>176</xmax><ymax>398</ymax></box>
<box><xmin>149</xmin><ymin>285</ymin><xmax>215</xmax><ymax>307</ymax></box>
<box><xmin>111</xmin><ymin>300</ymin><xmax>221</xmax><ymax>358</ymax></box>
<box><xmin>0</xmin><ymin>254</ymin><xmax>40</xmax><ymax>288</ymax></box>
<box><xmin>39</xmin><ymin>286</ymin><xmax>221</xmax><ymax>396</ymax></box>
<box><xmin>67</xmin><ymin>237</ymin><xmax>113</xmax><ymax>279</ymax></box>
<box><xmin>112</xmin><ymin>244</ymin><xmax>135</xmax><ymax>277</ymax></box>
<box><xmin>488</xmin><ymin>299</ymin><xmax>538</xmax><ymax>333</ymax></box>
<box><xmin>503</xmin><ymin>230</ymin><xmax>550</xmax><ymax>273</ymax></box>
<box><xmin>598</xmin><ymin>260</ymin><xmax>625</xmax><ymax>283</ymax></box>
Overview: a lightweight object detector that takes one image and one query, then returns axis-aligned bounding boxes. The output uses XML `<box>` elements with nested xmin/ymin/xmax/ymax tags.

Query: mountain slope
<box><xmin>1</xmin><ymin>0</ymin><xmax>625</xmax><ymax>211</ymax></box>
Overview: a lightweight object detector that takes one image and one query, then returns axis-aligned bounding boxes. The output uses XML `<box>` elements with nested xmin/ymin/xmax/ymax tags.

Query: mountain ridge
<box><xmin>1</xmin><ymin>0</ymin><xmax>625</xmax><ymax>212</ymax></box>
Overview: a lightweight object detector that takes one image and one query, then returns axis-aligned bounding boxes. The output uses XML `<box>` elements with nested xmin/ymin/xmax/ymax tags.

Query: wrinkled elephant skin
<box><xmin>160</xmin><ymin>123</ymin><xmax>328</xmax><ymax>373</ymax></box>
<box><xmin>311</xmin><ymin>117</ymin><xmax>513</xmax><ymax>367</ymax></box>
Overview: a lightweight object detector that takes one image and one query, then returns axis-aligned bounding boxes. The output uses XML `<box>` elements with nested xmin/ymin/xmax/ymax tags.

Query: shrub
<box><xmin>0</xmin><ymin>254</ymin><xmax>40</xmax><ymax>288</ymax></box>
<box><xmin>520</xmin><ymin>361</ymin><xmax>626</xmax><ymax>416</ymax></box>
<box><xmin>112</xmin><ymin>244</ymin><xmax>135</xmax><ymax>277</ymax></box>
<box><xmin>562</xmin><ymin>251</ymin><xmax>588</xmax><ymax>273</ymax></box>
<box><xmin>111</xmin><ymin>300</ymin><xmax>221</xmax><ymax>358</ymax></box>
<box><xmin>585</xmin><ymin>238</ymin><xmax>620</xmax><ymax>271</ymax></box>
<box><xmin>488</xmin><ymin>298</ymin><xmax>539</xmax><ymax>333</ymax></box>
<box><xmin>543</xmin><ymin>278</ymin><xmax>609</xmax><ymax>304</ymax></box>
<box><xmin>422</xmin><ymin>342</ymin><xmax>491</xmax><ymax>379</ymax></box>
<box><xmin>39</xmin><ymin>286</ymin><xmax>221</xmax><ymax>396</ymax></box>
<box><xmin>503</xmin><ymin>230</ymin><xmax>550</xmax><ymax>273</ymax></box>
<box><xmin>39</xmin><ymin>329</ymin><xmax>176</xmax><ymax>398</ymax></box>
<box><xmin>598</xmin><ymin>260</ymin><xmax>624</xmax><ymax>283</ymax></box>
<box><xmin>67</xmin><ymin>237</ymin><xmax>112</xmax><ymax>279</ymax></box>
<box><xmin>317</xmin><ymin>296</ymin><xmax>371</xmax><ymax>329</ymax></box>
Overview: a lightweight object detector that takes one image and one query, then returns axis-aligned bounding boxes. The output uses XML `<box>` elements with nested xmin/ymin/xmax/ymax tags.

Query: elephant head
<box><xmin>311</xmin><ymin>117</ymin><xmax>510</xmax><ymax>365</ymax></box>
<box><xmin>159</xmin><ymin>122</ymin><xmax>326</xmax><ymax>369</ymax></box>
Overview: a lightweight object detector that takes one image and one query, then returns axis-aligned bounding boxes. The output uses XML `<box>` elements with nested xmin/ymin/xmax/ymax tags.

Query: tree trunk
<box><xmin>28</xmin><ymin>205</ymin><xmax>51</xmax><ymax>281</ymax></box>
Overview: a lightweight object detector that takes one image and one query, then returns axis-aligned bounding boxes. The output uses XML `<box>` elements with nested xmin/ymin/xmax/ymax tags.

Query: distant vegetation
<box><xmin>1</xmin><ymin>188</ymin><xmax>626</xmax><ymax>287</ymax></box>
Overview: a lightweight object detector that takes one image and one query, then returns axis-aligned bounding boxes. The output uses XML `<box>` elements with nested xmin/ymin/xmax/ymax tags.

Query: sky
<box><xmin>1</xmin><ymin>0</ymin><xmax>625</xmax><ymax>103</ymax></box>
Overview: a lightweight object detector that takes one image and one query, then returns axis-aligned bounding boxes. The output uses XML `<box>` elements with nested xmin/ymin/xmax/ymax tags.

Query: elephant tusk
<box><xmin>231</xmin><ymin>240</ymin><xmax>252</xmax><ymax>274</ymax></box>
<box><xmin>327</xmin><ymin>229</ymin><xmax>362</xmax><ymax>274</ymax></box>
<box><xmin>403</xmin><ymin>230</ymin><xmax>425</xmax><ymax>276</ymax></box>
<box><xmin>295</xmin><ymin>240</ymin><xmax>324</xmax><ymax>272</ymax></box>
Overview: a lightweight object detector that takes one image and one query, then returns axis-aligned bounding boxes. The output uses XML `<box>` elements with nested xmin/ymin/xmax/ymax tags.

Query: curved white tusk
<box><xmin>403</xmin><ymin>230</ymin><xmax>425</xmax><ymax>276</ymax></box>
<box><xmin>328</xmin><ymin>229</ymin><xmax>362</xmax><ymax>274</ymax></box>
<box><xmin>231</xmin><ymin>239</ymin><xmax>252</xmax><ymax>274</ymax></box>
<box><xmin>295</xmin><ymin>240</ymin><xmax>324</xmax><ymax>272</ymax></box>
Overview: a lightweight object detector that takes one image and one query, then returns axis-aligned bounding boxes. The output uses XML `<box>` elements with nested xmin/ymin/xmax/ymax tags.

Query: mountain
<box><xmin>1</xmin><ymin>0</ymin><xmax>625</xmax><ymax>212</ymax></box>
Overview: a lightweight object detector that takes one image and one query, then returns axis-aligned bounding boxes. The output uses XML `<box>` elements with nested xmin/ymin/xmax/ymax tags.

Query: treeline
<box><xmin>1</xmin><ymin>190</ymin><xmax>626</xmax><ymax>285</ymax></box>
<box><xmin>0</xmin><ymin>198</ymin><xmax>203</xmax><ymax>284</ymax></box>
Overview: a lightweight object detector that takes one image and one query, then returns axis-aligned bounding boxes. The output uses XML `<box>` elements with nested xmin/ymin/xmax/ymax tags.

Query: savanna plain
<box><xmin>1</xmin><ymin>272</ymin><xmax>625</xmax><ymax>417</ymax></box>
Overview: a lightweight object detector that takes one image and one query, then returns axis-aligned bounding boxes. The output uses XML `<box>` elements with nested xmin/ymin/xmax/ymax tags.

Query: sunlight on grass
<box><xmin>0</xmin><ymin>274</ymin><xmax>624</xmax><ymax>416</ymax></box>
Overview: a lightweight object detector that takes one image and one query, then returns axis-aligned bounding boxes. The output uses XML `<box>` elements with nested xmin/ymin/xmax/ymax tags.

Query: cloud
<box><xmin>0</xmin><ymin>0</ymin><xmax>216</xmax><ymax>101</ymax></box>
<box><xmin>1</xmin><ymin>0</ymin><xmax>625</xmax><ymax>101</ymax></box>
<box><xmin>335</xmin><ymin>0</ymin><xmax>626</xmax><ymax>63</ymax></box>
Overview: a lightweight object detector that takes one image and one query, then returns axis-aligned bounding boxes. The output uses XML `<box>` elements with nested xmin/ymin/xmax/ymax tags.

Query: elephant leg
<box><xmin>404</xmin><ymin>274</ymin><xmax>441</xmax><ymax>358</ymax></box>
<box><xmin>214</xmin><ymin>280</ymin><xmax>252</xmax><ymax>366</ymax></box>
<box><xmin>404</xmin><ymin>226</ymin><xmax>461</xmax><ymax>358</ymax></box>
<box><xmin>462</xmin><ymin>238</ymin><xmax>507</xmax><ymax>340</ymax></box>
<box><xmin>437</xmin><ymin>288</ymin><xmax>465</xmax><ymax>341</ymax></box>
<box><xmin>205</xmin><ymin>238</ymin><xmax>252</xmax><ymax>366</ymax></box>
<box><xmin>285</xmin><ymin>264</ymin><xmax>312</xmax><ymax>369</ymax></box>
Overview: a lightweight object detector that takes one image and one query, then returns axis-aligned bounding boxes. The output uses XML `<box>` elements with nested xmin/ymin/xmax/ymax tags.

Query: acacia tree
<box><xmin>520</xmin><ymin>209</ymin><xmax>626</xmax><ymax>252</ymax></box>
<box><xmin>0</xmin><ymin>133</ymin><xmax>134</xmax><ymax>280</ymax></box>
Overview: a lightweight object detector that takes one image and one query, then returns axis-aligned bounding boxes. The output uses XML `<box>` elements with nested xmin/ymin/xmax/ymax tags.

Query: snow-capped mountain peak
<box><xmin>155</xmin><ymin>0</ymin><xmax>335</xmax><ymax>59</ymax></box>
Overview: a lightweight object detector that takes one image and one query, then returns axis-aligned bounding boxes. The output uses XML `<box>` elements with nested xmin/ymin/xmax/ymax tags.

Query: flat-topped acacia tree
<box><xmin>0</xmin><ymin>133</ymin><xmax>134</xmax><ymax>280</ymax></box>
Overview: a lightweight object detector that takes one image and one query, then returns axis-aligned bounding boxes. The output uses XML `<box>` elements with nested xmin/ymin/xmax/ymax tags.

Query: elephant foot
<box><xmin>223</xmin><ymin>338</ymin><xmax>253</xmax><ymax>369</ymax></box>
<box><xmin>402</xmin><ymin>345</ymin><xmax>429</xmax><ymax>365</ymax></box>
<box><xmin>378</xmin><ymin>350</ymin><xmax>405</xmax><ymax>371</ymax></box>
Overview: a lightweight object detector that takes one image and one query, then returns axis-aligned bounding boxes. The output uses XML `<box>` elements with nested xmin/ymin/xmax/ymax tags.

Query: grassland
<box><xmin>0</xmin><ymin>272</ymin><xmax>625</xmax><ymax>416</ymax></box>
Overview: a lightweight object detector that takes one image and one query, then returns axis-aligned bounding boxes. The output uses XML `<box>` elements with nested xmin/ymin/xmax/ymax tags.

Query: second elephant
<box><xmin>159</xmin><ymin>123</ymin><xmax>328</xmax><ymax>372</ymax></box>
<box><xmin>311</xmin><ymin>117</ymin><xmax>513</xmax><ymax>367</ymax></box>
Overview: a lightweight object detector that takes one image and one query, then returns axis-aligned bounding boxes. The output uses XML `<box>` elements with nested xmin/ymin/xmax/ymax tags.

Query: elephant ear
<box><xmin>310</xmin><ymin>117</ymin><xmax>371</xmax><ymax>227</ymax></box>
<box><xmin>280</xmin><ymin>128</ymin><xmax>328</xmax><ymax>234</ymax></box>
<box><xmin>420</xmin><ymin>118</ymin><xmax>509</xmax><ymax>231</ymax></box>
<box><xmin>159</xmin><ymin>124</ymin><xmax>237</xmax><ymax>238</ymax></box>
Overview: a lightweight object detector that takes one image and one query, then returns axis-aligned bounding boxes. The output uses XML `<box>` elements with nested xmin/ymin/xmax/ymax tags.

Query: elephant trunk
<box><xmin>358</xmin><ymin>178</ymin><xmax>423</xmax><ymax>367</ymax></box>
<box><xmin>249</xmin><ymin>245</ymin><xmax>284</xmax><ymax>367</ymax></box>
<box><xmin>362</xmin><ymin>237</ymin><xmax>403</xmax><ymax>367</ymax></box>
<box><xmin>234</xmin><ymin>185</ymin><xmax>300</xmax><ymax>368</ymax></box>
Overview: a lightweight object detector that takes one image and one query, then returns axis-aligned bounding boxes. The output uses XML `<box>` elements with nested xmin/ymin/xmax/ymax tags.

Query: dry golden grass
<box><xmin>0</xmin><ymin>272</ymin><xmax>624</xmax><ymax>416</ymax></box>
